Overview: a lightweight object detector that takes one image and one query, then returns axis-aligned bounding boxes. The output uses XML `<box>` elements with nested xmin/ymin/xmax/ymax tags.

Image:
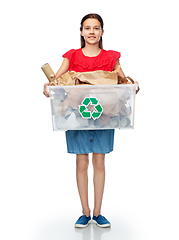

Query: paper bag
<box><xmin>49</xmin><ymin>66</ymin><xmax>121</xmax><ymax>86</ymax></box>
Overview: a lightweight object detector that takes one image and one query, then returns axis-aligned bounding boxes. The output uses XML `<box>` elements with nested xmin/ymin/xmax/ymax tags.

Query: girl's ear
<box><xmin>81</xmin><ymin>30</ymin><xmax>84</xmax><ymax>37</ymax></box>
<box><xmin>101</xmin><ymin>29</ymin><xmax>104</xmax><ymax>36</ymax></box>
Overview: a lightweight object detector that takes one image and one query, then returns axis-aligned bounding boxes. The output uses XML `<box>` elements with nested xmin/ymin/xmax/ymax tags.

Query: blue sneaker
<box><xmin>92</xmin><ymin>215</ymin><xmax>111</xmax><ymax>228</ymax></box>
<box><xmin>75</xmin><ymin>215</ymin><xmax>91</xmax><ymax>228</ymax></box>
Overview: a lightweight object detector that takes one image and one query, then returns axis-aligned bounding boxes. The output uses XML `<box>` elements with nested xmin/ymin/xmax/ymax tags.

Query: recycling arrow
<box><xmin>78</xmin><ymin>97</ymin><xmax>103</xmax><ymax>120</ymax></box>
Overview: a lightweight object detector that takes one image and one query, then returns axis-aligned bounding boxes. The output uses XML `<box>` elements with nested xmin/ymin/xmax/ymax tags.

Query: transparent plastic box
<box><xmin>49</xmin><ymin>84</ymin><xmax>137</xmax><ymax>131</ymax></box>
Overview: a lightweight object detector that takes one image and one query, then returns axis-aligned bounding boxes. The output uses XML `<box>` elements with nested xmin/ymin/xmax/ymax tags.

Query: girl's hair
<box><xmin>80</xmin><ymin>13</ymin><xmax>104</xmax><ymax>49</ymax></box>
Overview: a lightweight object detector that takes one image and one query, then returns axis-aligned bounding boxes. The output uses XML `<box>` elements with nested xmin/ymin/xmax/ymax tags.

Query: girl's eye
<box><xmin>84</xmin><ymin>27</ymin><xmax>100</xmax><ymax>31</ymax></box>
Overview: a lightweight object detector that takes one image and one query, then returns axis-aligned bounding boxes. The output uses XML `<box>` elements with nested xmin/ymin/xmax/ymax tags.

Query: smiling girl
<box><xmin>43</xmin><ymin>13</ymin><xmax>139</xmax><ymax>228</ymax></box>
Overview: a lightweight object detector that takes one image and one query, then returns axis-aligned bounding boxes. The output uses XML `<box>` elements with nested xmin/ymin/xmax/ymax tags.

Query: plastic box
<box><xmin>49</xmin><ymin>84</ymin><xmax>137</xmax><ymax>131</ymax></box>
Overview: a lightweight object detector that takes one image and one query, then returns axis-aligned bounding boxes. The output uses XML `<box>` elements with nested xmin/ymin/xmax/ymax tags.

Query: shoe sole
<box><xmin>75</xmin><ymin>220</ymin><xmax>91</xmax><ymax>228</ymax></box>
<box><xmin>92</xmin><ymin>219</ymin><xmax>111</xmax><ymax>228</ymax></box>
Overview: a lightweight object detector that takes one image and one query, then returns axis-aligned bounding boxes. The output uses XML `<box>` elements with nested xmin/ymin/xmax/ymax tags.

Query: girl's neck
<box><xmin>82</xmin><ymin>44</ymin><xmax>101</xmax><ymax>57</ymax></box>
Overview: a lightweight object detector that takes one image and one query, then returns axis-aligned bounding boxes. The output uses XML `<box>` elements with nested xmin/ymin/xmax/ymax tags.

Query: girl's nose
<box><xmin>90</xmin><ymin>28</ymin><xmax>94</xmax><ymax>34</ymax></box>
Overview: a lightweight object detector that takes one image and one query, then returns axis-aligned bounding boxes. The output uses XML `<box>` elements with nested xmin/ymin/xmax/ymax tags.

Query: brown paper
<box><xmin>73</xmin><ymin>69</ymin><xmax>118</xmax><ymax>85</ymax></box>
<box><xmin>41</xmin><ymin>63</ymin><xmax>55</xmax><ymax>82</ymax></box>
<box><xmin>49</xmin><ymin>65</ymin><xmax>121</xmax><ymax>86</ymax></box>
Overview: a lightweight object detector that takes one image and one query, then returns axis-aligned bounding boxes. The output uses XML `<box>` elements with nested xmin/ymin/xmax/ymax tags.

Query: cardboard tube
<box><xmin>94</xmin><ymin>119</ymin><xmax>103</xmax><ymax>128</ymax></box>
<box><xmin>109</xmin><ymin>117</ymin><xmax>119</xmax><ymax>128</ymax></box>
<box><xmin>41</xmin><ymin>63</ymin><xmax>55</xmax><ymax>82</ymax></box>
<box><xmin>120</xmin><ymin>117</ymin><xmax>131</xmax><ymax>127</ymax></box>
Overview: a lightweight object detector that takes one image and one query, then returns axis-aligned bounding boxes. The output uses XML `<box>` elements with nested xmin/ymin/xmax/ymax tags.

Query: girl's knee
<box><xmin>76</xmin><ymin>154</ymin><xmax>89</xmax><ymax>172</ymax></box>
<box><xmin>92</xmin><ymin>153</ymin><xmax>105</xmax><ymax>171</ymax></box>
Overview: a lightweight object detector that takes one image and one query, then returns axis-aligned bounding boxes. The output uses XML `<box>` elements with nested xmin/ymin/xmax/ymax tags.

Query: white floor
<box><xmin>35</xmin><ymin>215</ymin><xmax>136</xmax><ymax>240</ymax></box>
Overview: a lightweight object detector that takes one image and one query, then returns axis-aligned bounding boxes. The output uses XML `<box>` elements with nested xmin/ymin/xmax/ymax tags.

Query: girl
<box><xmin>43</xmin><ymin>13</ymin><xmax>139</xmax><ymax>228</ymax></box>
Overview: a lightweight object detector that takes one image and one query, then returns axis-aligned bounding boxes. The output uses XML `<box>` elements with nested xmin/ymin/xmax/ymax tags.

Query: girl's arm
<box><xmin>113</xmin><ymin>59</ymin><xmax>126</xmax><ymax>79</ymax></box>
<box><xmin>43</xmin><ymin>58</ymin><xmax>69</xmax><ymax>98</ymax></box>
<box><xmin>55</xmin><ymin>58</ymin><xmax>70</xmax><ymax>79</ymax></box>
<box><xmin>114</xmin><ymin>59</ymin><xmax>140</xmax><ymax>93</ymax></box>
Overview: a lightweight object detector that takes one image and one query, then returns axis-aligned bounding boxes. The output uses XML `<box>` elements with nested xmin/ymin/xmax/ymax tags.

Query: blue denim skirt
<box><xmin>65</xmin><ymin>129</ymin><xmax>115</xmax><ymax>154</ymax></box>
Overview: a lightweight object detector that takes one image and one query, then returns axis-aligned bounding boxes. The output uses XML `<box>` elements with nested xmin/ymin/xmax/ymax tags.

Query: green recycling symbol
<box><xmin>78</xmin><ymin>97</ymin><xmax>103</xmax><ymax>120</ymax></box>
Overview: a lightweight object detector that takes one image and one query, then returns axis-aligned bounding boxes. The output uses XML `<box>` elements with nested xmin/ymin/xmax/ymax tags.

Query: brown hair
<box><xmin>80</xmin><ymin>13</ymin><xmax>104</xmax><ymax>49</ymax></box>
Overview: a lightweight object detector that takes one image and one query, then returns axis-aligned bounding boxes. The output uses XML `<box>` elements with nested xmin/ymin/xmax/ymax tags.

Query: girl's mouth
<box><xmin>88</xmin><ymin>36</ymin><xmax>96</xmax><ymax>39</ymax></box>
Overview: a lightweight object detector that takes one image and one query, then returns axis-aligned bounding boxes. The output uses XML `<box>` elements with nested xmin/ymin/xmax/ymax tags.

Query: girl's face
<box><xmin>81</xmin><ymin>18</ymin><xmax>104</xmax><ymax>46</ymax></box>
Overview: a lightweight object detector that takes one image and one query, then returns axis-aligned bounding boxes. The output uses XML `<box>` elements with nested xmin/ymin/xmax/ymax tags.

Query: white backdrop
<box><xmin>0</xmin><ymin>0</ymin><xmax>179</xmax><ymax>239</ymax></box>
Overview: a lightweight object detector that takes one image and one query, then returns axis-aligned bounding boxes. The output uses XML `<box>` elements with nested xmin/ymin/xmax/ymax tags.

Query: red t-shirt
<box><xmin>62</xmin><ymin>48</ymin><xmax>121</xmax><ymax>72</ymax></box>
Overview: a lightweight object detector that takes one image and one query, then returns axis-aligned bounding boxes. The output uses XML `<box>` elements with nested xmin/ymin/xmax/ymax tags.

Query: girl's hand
<box><xmin>118</xmin><ymin>77</ymin><xmax>128</xmax><ymax>84</ymax></box>
<box><xmin>134</xmin><ymin>81</ymin><xmax>140</xmax><ymax>94</ymax></box>
<box><xmin>43</xmin><ymin>82</ymin><xmax>50</xmax><ymax>98</ymax></box>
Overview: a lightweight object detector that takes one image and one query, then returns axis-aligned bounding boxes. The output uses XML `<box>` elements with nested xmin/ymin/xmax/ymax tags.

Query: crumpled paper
<box><xmin>50</xmin><ymin>66</ymin><xmax>121</xmax><ymax>86</ymax></box>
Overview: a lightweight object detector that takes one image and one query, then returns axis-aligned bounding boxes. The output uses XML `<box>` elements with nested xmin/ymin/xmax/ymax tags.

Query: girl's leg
<box><xmin>92</xmin><ymin>153</ymin><xmax>105</xmax><ymax>217</ymax></box>
<box><xmin>76</xmin><ymin>154</ymin><xmax>90</xmax><ymax>217</ymax></box>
